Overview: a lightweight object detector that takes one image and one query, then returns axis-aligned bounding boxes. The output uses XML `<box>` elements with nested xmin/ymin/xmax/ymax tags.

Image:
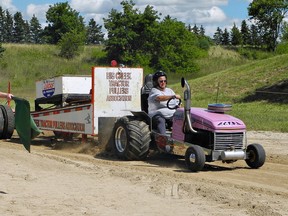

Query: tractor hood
<box><xmin>174</xmin><ymin>108</ymin><xmax>246</xmax><ymax>132</ymax></box>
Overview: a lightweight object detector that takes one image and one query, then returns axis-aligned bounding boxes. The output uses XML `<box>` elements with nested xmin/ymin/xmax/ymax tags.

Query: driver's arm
<box><xmin>155</xmin><ymin>94</ymin><xmax>181</xmax><ymax>101</ymax></box>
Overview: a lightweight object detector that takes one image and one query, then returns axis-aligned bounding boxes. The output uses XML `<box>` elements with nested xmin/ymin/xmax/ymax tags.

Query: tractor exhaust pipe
<box><xmin>181</xmin><ymin>78</ymin><xmax>197</xmax><ymax>134</ymax></box>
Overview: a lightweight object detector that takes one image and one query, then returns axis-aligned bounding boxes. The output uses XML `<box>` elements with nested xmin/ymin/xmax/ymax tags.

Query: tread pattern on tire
<box><xmin>114</xmin><ymin>117</ymin><xmax>151</xmax><ymax>160</ymax></box>
<box><xmin>185</xmin><ymin>145</ymin><xmax>206</xmax><ymax>172</ymax></box>
<box><xmin>0</xmin><ymin>109</ymin><xmax>4</xmax><ymax>138</ymax></box>
<box><xmin>0</xmin><ymin>105</ymin><xmax>15</xmax><ymax>139</ymax></box>
<box><xmin>245</xmin><ymin>143</ymin><xmax>266</xmax><ymax>169</ymax></box>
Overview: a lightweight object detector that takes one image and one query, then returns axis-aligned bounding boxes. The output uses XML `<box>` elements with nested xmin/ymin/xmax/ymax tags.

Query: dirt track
<box><xmin>0</xmin><ymin>131</ymin><xmax>287</xmax><ymax>216</ymax></box>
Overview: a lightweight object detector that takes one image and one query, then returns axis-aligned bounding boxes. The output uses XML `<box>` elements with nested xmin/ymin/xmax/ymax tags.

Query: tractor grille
<box><xmin>214</xmin><ymin>132</ymin><xmax>244</xmax><ymax>151</ymax></box>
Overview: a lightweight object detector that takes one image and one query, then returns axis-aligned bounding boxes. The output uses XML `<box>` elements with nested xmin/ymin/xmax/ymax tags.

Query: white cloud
<box><xmin>70</xmin><ymin>0</ymin><xmax>122</xmax><ymax>25</ymax></box>
<box><xmin>2</xmin><ymin>0</ymin><xmax>247</xmax><ymax>36</ymax></box>
<box><xmin>0</xmin><ymin>0</ymin><xmax>17</xmax><ymax>13</ymax></box>
<box><xmin>178</xmin><ymin>6</ymin><xmax>227</xmax><ymax>24</ymax></box>
<box><xmin>69</xmin><ymin>0</ymin><xmax>229</xmax><ymax>26</ymax></box>
<box><xmin>70</xmin><ymin>0</ymin><xmax>119</xmax><ymax>14</ymax></box>
<box><xmin>135</xmin><ymin>0</ymin><xmax>228</xmax><ymax>8</ymax></box>
<box><xmin>27</xmin><ymin>4</ymin><xmax>50</xmax><ymax>22</ymax></box>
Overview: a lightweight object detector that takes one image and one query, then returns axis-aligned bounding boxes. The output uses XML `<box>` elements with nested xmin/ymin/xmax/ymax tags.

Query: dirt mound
<box><xmin>241</xmin><ymin>79</ymin><xmax>288</xmax><ymax>103</ymax></box>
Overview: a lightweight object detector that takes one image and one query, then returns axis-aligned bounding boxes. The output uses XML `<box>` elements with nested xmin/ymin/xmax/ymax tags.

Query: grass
<box><xmin>1</xmin><ymin>44</ymin><xmax>287</xmax><ymax>132</ymax></box>
<box><xmin>231</xmin><ymin>102</ymin><xmax>288</xmax><ymax>132</ymax></box>
<box><xmin>168</xmin><ymin>46</ymin><xmax>251</xmax><ymax>82</ymax></box>
<box><xmin>0</xmin><ymin>43</ymin><xmax>105</xmax><ymax>102</ymax></box>
<box><xmin>171</xmin><ymin>53</ymin><xmax>288</xmax><ymax>132</ymax></box>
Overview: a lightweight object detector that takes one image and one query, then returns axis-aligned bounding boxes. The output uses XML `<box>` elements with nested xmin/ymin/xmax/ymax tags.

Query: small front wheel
<box><xmin>185</xmin><ymin>145</ymin><xmax>205</xmax><ymax>172</ymax></box>
<box><xmin>245</xmin><ymin>143</ymin><xmax>266</xmax><ymax>169</ymax></box>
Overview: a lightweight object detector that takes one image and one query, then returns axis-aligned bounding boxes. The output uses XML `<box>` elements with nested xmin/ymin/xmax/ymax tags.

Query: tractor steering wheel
<box><xmin>167</xmin><ymin>97</ymin><xmax>181</xmax><ymax>110</ymax></box>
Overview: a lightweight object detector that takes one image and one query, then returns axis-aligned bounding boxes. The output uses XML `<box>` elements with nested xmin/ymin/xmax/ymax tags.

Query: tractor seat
<box><xmin>141</xmin><ymin>74</ymin><xmax>153</xmax><ymax>113</ymax></box>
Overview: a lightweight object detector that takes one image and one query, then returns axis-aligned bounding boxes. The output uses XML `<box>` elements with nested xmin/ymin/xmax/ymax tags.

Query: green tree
<box><xmin>280</xmin><ymin>21</ymin><xmax>288</xmax><ymax>41</ymax></box>
<box><xmin>29</xmin><ymin>15</ymin><xmax>43</xmax><ymax>44</ymax></box>
<box><xmin>241</xmin><ymin>20</ymin><xmax>250</xmax><ymax>45</ymax></box>
<box><xmin>250</xmin><ymin>24</ymin><xmax>261</xmax><ymax>47</ymax></box>
<box><xmin>248</xmin><ymin>0</ymin><xmax>288</xmax><ymax>51</ymax></box>
<box><xmin>104</xmin><ymin>0</ymin><xmax>159</xmax><ymax>65</ymax></box>
<box><xmin>130</xmin><ymin>4</ymin><xmax>159</xmax><ymax>65</ymax></box>
<box><xmin>152</xmin><ymin>16</ymin><xmax>205</xmax><ymax>73</ymax></box>
<box><xmin>213</xmin><ymin>27</ymin><xmax>223</xmax><ymax>45</ymax></box>
<box><xmin>230</xmin><ymin>23</ymin><xmax>242</xmax><ymax>46</ymax></box>
<box><xmin>199</xmin><ymin>25</ymin><xmax>205</xmax><ymax>36</ymax></box>
<box><xmin>104</xmin><ymin>0</ymin><xmax>207</xmax><ymax>72</ymax></box>
<box><xmin>187</xmin><ymin>24</ymin><xmax>192</xmax><ymax>32</ymax></box>
<box><xmin>276</xmin><ymin>21</ymin><xmax>288</xmax><ymax>53</ymax></box>
<box><xmin>13</xmin><ymin>12</ymin><xmax>26</xmax><ymax>43</ymax></box>
<box><xmin>86</xmin><ymin>18</ymin><xmax>104</xmax><ymax>44</ymax></box>
<box><xmin>0</xmin><ymin>7</ymin><xmax>5</xmax><ymax>42</ymax></box>
<box><xmin>23</xmin><ymin>20</ymin><xmax>30</xmax><ymax>43</ymax></box>
<box><xmin>44</xmin><ymin>2</ymin><xmax>85</xmax><ymax>44</ymax></box>
<box><xmin>222</xmin><ymin>28</ymin><xmax>230</xmax><ymax>45</ymax></box>
<box><xmin>192</xmin><ymin>24</ymin><xmax>200</xmax><ymax>35</ymax></box>
<box><xmin>0</xmin><ymin>42</ymin><xmax>4</xmax><ymax>58</ymax></box>
<box><xmin>58</xmin><ymin>29</ymin><xmax>85</xmax><ymax>59</ymax></box>
<box><xmin>3</xmin><ymin>10</ymin><xmax>13</xmax><ymax>43</ymax></box>
<box><xmin>104</xmin><ymin>7</ymin><xmax>126</xmax><ymax>62</ymax></box>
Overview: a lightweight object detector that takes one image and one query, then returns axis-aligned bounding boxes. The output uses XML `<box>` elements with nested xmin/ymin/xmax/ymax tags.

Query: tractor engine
<box><xmin>172</xmin><ymin>107</ymin><xmax>247</xmax><ymax>162</ymax></box>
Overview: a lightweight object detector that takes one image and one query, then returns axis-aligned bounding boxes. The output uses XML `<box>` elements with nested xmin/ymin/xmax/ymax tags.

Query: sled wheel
<box><xmin>185</xmin><ymin>145</ymin><xmax>205</xmax><ymax>172</ymax></box>
<box><xmin>113</xmin><ymin>117</ymin><xmax>151</xmax><ymax>160</ymax></box>
<box><xmin>0</xmin><ymin>108</ymin><xmax>4</xmax><ymax>139</ymax></box>
<box><xmin>0</xmin><ymin>105</ymin><xmax>15</xmax><ymax>139</ymax></box>
<box><xmin>245</xmin><ymin>143</ymin><xmax>266</xmax><ymax>169</ymax></box>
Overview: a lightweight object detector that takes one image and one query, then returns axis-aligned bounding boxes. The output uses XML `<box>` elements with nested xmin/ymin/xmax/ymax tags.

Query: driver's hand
<box><xmin>6</xmin><ymin>93</ymin><xmax>13</xmax><ymax>101</ymax></box>
<box><xmin>176</xmin><ymin>95</ymin><xmax>182</xmax><ymax>107</ymax></box>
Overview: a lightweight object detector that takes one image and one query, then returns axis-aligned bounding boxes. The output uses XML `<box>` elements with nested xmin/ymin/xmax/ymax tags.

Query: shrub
<box><xmin>0</xmin><ymin>42</ymin><xmax>5</xmax><ymax>58</ymax></box>
<box><xmin>276</xmin><ymin>42</ymin><xmax>288</xmax><ymax>54</ymax></box>
<box><xmin>58</xmin><ymin>30</ymin><xmax>85</xmax><ymax>59</ymax></box>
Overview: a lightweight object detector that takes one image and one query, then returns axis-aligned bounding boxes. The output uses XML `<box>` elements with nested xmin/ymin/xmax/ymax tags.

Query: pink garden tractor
<box><xmin>112</xmin><ymin>76</ymin><xmax>266</xmax><ymax>172</ymax></box>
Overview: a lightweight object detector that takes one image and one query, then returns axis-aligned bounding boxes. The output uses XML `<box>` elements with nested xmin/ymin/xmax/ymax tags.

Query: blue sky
<box><xmin>0</xmin><ymin>0</ymin><xmax>252</xmax><ymax>36</ymax></box>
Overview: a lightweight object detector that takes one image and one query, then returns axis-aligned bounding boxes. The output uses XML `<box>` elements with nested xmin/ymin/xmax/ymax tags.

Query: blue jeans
<box><xmin>152</xmin><ymin>115</ymin><xmax>172</xmax><ymax>135</ymax></box>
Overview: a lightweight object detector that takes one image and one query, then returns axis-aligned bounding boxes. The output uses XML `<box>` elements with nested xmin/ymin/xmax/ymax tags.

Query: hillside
<box><xmin>185</xmin><ymin>54</ymin><xmax>288</xmax><ymax>103</ymax></box>
<box><xmin>172</xmin><ymin>54</ymin><xmax>288</xmax><ymax>132</ymax></box>
<box><xmin>0</xmin><ymin>44</ymin><xmax>287</xmax><ymax>132</ymax></box>
<box><xmin>0</xmin><ymin>44</ymin><xmax>104</xmax><ymax>99</ymax></box>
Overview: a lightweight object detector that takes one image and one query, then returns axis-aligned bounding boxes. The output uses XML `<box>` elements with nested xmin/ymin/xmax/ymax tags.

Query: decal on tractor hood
<box><xmin>217</xmin><ymin>121</ymin><xmax>242</xmax><ymax>126</ymax></box>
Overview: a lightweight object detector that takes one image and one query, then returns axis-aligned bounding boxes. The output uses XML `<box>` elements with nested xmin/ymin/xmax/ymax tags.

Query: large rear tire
<box><xmin>113</xmin><ymin>117</ymin><xmax>151</xmax><ymax>160</ymax></box>
<box><xmin>185</xmin><ymin>145</ymin><xmax>206</xmax><ymax>172</ymax></box>
<box><xmin>245</xmin><ymin>143</ymin><xmax>265</xmax><ymax>169</ymax></box>
<box><xmin>0</xmin><ymin>108</ymin><xmax>4</xmax><ymax>138</ymax></box>
<box><xmin>0</xmin><ymin>105</ymin><xmax>15</xmax><ymax>139</ymax></box>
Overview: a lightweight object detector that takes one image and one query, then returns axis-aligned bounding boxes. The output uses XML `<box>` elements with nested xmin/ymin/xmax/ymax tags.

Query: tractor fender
<box><xmin>130</xmin><ymin>111</ymin><xmax>152</xmax><ymax>130</ymax></box>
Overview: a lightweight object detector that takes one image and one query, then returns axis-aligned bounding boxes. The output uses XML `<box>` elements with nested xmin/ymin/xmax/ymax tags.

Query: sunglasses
<box><xmin>159</xmin><ymin>80</ymin><xmax>167</xmax><ymax>83</ymax></box>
